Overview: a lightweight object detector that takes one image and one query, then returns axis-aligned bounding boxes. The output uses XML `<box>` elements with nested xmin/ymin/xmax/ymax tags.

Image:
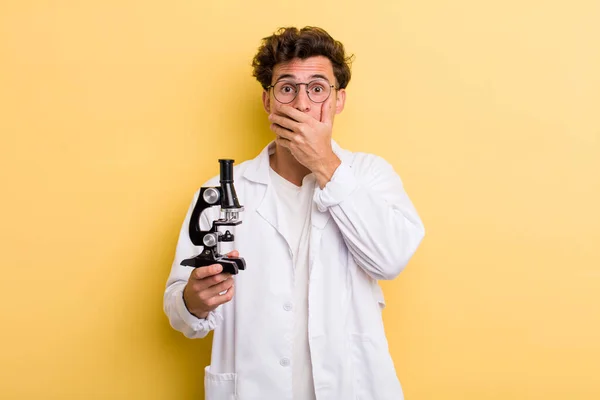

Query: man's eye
<box><xmin>309</xmin><ymin>84</ymin><xmax>326</xmax><ymax>93</ymax></box>
<box><xmin>281</xmin><ymin>85</ymin><xmax>295</xmax><ymax>93</ymax></box>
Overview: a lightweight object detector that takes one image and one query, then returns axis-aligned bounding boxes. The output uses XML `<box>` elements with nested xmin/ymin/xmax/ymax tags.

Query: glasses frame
<box><xmin>266</xmin><ymin>80</ymin><xmax>338</xmax><ymax>104</ymax></box>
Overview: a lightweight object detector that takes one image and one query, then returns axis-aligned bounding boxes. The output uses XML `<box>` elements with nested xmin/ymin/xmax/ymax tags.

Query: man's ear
<box><xmin>262</xmin><ymin>90</ymin><xmax>271</xmax><ymax>113</ymax></box>
<box><xmin>335</xmin><ymin>88</ymin><xmax>346</xmax><ymax>115</ymax></box>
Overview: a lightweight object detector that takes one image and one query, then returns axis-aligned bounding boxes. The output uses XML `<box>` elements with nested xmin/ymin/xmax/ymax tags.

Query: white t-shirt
<box><xmin>269</xmin><ymin>167</ymin><xmax>316</xmax><ymax>400</ymax></box>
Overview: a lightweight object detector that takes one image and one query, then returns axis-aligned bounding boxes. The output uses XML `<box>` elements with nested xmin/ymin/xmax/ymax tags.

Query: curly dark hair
<box><xmin>252</xmin><ymin>26</ymin><xmax>353</xmax><ymax>90</ymax></box>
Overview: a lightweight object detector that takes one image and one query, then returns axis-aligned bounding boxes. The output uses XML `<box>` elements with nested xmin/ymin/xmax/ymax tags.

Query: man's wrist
<box><xmin>314</xmin><ymin>153</ymin><xmax>341</xmax><ymax>189</ymax></box>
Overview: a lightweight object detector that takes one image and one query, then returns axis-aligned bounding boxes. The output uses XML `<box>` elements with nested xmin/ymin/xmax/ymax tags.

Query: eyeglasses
<box><xmin>267</xmin><ymin>80</ymin><xmax>337</xmax><ymax>104</ymax></box>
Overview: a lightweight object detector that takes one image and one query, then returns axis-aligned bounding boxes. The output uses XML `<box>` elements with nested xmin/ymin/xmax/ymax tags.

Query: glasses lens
<box><xmin>306</xmin><ymin>81</ymin><xmax>331</xmax><ymax>103</ymax></box>
<box><xmin>273</xmin><ymin>81</ymin><xmax>298</xmax><ymax>104</ymax></box>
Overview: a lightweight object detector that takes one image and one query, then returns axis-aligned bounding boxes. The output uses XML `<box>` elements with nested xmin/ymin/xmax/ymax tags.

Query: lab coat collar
<box><xmin>242</xmin><ymin>139</ymin><xmax>351</xmax><ymax>185</ymax></box>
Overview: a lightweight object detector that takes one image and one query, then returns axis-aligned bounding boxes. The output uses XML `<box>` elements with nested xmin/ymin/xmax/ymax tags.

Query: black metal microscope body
<box><xmin>180</xmin><ymin>159</ymin><xmax>246</xmax><ymax>275</ymax></box>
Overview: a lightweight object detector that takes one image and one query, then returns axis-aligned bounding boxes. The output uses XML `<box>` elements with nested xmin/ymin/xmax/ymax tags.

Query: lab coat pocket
<box><xmin>204</xmin><ymin>366</ymin><xmax>237</xmax><ymax>400</ymax></box>
<box><xmin>350</xmin><ymin>334</ymin><xmax>403</xmax><ymax>400</ymax></box>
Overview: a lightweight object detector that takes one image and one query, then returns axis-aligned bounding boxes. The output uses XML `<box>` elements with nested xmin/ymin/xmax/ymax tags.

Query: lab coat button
<box><xmin>280</xmin><ymin>357</ymin><xmax>290</xmax><ymax>367</ymax></box>
<box><xmin>283</xmin><ymin>302</ymin><xmax>293</xmax><ymax>311</ymax></box>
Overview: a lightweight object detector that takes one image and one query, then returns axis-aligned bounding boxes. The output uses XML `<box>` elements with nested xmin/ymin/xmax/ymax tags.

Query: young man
<box><xmin>164</xmin><ymin>26</ymin><xmax>425</xmax><ymax>400</ymax></box>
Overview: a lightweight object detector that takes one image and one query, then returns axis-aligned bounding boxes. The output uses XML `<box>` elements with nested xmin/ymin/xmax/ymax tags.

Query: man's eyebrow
<box><xmin>310</xmin><ymin>74</ymin><xmax>330</xmax><ymax>81</ymax></box>
<box><xmin>273</xmin><ymin>73</ymin><xmax>332</xmax><ymax>82</ymax></box>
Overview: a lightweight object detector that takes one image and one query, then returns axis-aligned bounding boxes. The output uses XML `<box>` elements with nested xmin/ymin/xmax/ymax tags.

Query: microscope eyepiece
<box><xmin>219</xmin><ymin>159</ymin><xmax>234</xmax><ymax>183</ymax></box>
<box><xmin>218</xmin><ymin>159</ymin><xmax>241</xmax><ymax>210</ymax></box>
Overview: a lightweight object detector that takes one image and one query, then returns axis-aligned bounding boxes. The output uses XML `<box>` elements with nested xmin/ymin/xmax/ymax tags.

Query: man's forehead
<box><xmin>273</xmin><ymin>56</ymin><xmax>334</xmax><ymax>81</ymax></box>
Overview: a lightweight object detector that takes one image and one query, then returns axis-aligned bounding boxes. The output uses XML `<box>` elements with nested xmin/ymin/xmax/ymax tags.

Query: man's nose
<box><xmin>292</xmin><ymin>87</ymin><xmax>311</xmax><ymax>112</ymax></box>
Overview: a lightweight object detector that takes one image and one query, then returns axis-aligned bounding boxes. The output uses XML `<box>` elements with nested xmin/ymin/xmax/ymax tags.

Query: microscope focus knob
<box><xmin>203</xmin><ymin>233</ymin><xmax>218</xmax><ymax>248</ymax></box>
<box><xmin>203</xmin><ymin>187</ymin><xmax>220</xmax><ymax>205</ymax></box>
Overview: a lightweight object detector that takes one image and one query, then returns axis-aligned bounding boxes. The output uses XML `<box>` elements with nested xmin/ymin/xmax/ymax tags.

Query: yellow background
<box><xmin>1</xmin><ymin>1</ymin><xmax>599</xmax><ymax>399</ymax></box>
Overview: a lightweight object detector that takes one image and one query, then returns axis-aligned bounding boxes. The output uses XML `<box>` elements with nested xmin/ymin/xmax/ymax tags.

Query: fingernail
<box><xmin>215</xmin><ymin>265</ymin><xmax>222</xmax><ymax>273</ymax></box>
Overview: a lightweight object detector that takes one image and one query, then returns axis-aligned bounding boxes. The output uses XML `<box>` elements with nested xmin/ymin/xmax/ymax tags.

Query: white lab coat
<box><xmin>164</xmin><ymin>141</ymin><xmax>425</xmax><ymax>400</ymax></box>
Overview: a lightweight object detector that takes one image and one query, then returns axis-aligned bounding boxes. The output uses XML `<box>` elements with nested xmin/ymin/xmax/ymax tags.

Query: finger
<box><xmin>276</xmin><ymin>136</ymin><xmax>291</xmax><ymax>149</ymax></box>
<box><xmin>207</xmin><ymin>284</ymin><xmax>235</xmax><ymax>308</ymax></box>
<box><xmin>269</xmin><ymin>113</ymin><xmax>299</xmax><ymax>132</ymax></box>
<box><xmin>320</xmin><ymin>93</ymin><xmax>334</xmax><ymax>124</ymax></box>
<box><xmin>225</xmin><ymin>250</ymin><xmax>239</xmax><ymax>258</ymax></box>
<box><xmin>202</xmin><ymin>272</ymin><xmax>232</xmax><ymax>289</ymax></box>
<box><xmin>277</xmin><ymin>105</ymin><xmax>311</xmax><ymax>123</ymax></box>
<box><xmin>202</xmin><ymin>275</ymin><xmax>234</xmax><ymax>299</ymax></box>
<box><xmin>191</xmin><ymin>264</ymin><xmax>223</xmax><ymax>280</ymax></box>
<box><xmin>270</xmin><ymin>122</ymin><xmax>295</xmax><ymax>141</ymax></box>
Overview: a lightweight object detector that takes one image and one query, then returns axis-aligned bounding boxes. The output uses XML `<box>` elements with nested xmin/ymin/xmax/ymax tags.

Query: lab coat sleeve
<box><xmin>313</xmin><ymin>154</ymin><xmax>425</xmax><ymax>280</ymax></box>
<box><xmin>163</xmin><ymin>189</ymin><xmax>223</xmax><ymax>338</ymax></box>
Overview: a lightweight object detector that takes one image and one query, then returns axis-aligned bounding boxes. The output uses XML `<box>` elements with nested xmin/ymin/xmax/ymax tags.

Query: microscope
<box><xmin>180</xmin><ymin>159</ymin><xmax>246</xmax><ymax>275</ymax></box>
